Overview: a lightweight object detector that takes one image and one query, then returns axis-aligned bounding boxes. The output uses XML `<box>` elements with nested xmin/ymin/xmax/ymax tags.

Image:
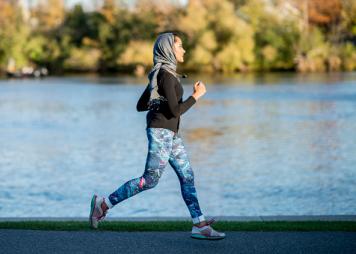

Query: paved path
<box><xmin>1</xmin><ymin>215</ymin><xmax>356</xmax><ymax>221</ymax></box>
<box><xmin>1</xmin><ymin>229</ymin><xmax>355</xmax><ymax>254</ymax></box>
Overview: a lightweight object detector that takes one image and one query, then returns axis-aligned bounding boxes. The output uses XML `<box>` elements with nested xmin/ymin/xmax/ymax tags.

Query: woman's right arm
<box><xmin>161</xmin><ymin>74</ymin><xmax>197</xmax><ymax>117</ymax></box>
<box><xmin>136</xmin><ymin>84</ymin><xmax>150</xmax><ymax>112</ymax></box>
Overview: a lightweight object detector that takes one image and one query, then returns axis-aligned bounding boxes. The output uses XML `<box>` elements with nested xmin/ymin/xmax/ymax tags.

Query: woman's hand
<box><xmin>192</xmin><ymin>81</ymin><xmax>206</xmax><ymax>101</ymax></box>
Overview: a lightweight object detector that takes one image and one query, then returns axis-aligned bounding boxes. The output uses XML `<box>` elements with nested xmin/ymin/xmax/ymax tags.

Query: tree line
<box><xmin>0</xmin><ymin>0</ymin><xmax>355</xmax><ymax>75</ymax></box>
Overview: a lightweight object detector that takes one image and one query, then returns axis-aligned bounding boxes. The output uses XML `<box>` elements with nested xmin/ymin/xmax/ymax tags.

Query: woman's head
<box><xmin>148</xmin><ymin>32</ymin><xmax>186</xmax><ymax>106</ymax></box>
<box><xmin>172</xmin><ymin>33</ymin><xmax>185</xmax><ymax>63</ymax></box>
<box><xmin>153</xmin><ymin>32</ymin><xmax>186</xmax><ymax>66</ymax></box>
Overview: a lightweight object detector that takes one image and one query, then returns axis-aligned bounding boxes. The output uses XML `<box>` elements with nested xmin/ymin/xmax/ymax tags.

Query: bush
<box><xmin>116</xmin><ymin>40</ymin><xmax>153</xmax><ymax>67</ymax></box>
<box><xmin>340</xmin><ymin>43</ymin><xmax>356</xmax><ymax>71</ymax></box>
<box><xmin>63</xmin><ymin>47</ymin><xmax>101</xmax><ymax>71</ymax></box>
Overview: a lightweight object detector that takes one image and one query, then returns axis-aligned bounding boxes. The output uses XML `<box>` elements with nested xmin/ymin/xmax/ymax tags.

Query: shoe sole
<box><xmin>191</xmin><ymin>234</ymin><xmax>225</xmax><ymax>240</ymax></box>
<box><xmin>89</xmin><ymin>194</ymin><xmax>97</xmax><ymax>229</ymax></box>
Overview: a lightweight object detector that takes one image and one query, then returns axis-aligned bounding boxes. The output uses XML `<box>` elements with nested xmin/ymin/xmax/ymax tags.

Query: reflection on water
<box><xmin>185</xmin><ymin>128</ymin><xmax>224</xmax><ymax>141</ymax></box>
<box><xmin>0</xmin><ymin>72</ymin><xmax>355</xmax><ymax>217</ymax></box>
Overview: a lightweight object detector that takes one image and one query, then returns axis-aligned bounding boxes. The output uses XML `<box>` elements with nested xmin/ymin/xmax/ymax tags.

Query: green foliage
<box><xmin>0</xmin><ymin>0</ymin><xmax>355</xmax><ymax>74</ymax></box>
<box><xmin>0</xmin><ymin>2</ymin><xmax>29</xmax><ymax>69</ymax></box>
<box><xmin>295</xmin><ymin>28</ymin><xmax>343</xmax><ymax>72</ymax></box>
<box><xmin>63</xmin><ymin>47</ymin><xmax>101</xmax><ymax>71</ymax></box>
<box><xmin>61</xmin><ymin>4</ymin><xmax>94</xmax><ymax>47</ymax></box>
<box><xmin>340</xmin><ymin>43</ymin><xmax>356</xmax><ymax>71</ymax></box>
<box><xmin>7</xmin><ymin>24</ymin><xmax>29</xmax><ymax>68</ymax></box>
<box><xmin>117</xmin><ymin>40</ymin><xmax>153</xmax><ymax>66</ymax></box>
<box><xmin>240</xmin><ymin>0</ymin><xmax>300</xmax><ymax>70</ymax></box>
<box><xmin>188</xmin><ymin>31</ymin><xmax>217</xmax><ymax>71</ymax></box>
<box><xmin>25</xmin><ymin>36</ymin><xmax>57</xmax><ymax>63</ymax></box>
<box><xmin>177</xmin><ymin>0</ymin><xmax>255</xmax><ymax>73</ymax></box>
<box><xmin>24</xmin><ymin>34</ymin><xmax>71</xmax><ymax>72</ymax></box>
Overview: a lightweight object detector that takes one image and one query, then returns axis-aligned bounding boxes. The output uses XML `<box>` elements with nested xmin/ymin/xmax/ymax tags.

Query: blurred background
<box><xmin>1</xmin><ymin>0</ymin><xmax>356</xmax><ymax>74</ymax></box>
<box><xmin>0</xmin><ymin>0</ymin><xmax>355</xmax><ymax>218</ymax></box>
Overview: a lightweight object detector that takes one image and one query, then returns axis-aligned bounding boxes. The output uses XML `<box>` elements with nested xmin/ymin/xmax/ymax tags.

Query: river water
<box><xmin>0</xmin><ymin>72</ymin><xmax>355</xmax><ymax>218</ymax></box>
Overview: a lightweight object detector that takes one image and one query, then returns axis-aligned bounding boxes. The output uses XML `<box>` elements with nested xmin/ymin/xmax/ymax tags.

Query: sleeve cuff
<box><xmin>189</xmin><ymin>95</ymin><xmax>197</xmax><ymax>104</ymax></box>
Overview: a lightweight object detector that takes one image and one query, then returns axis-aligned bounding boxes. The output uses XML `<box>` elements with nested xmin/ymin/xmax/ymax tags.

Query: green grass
<box><xmin>0</xmin><ymin>221</ymin><xmax>355</xmax><ymax>232</ymax></box>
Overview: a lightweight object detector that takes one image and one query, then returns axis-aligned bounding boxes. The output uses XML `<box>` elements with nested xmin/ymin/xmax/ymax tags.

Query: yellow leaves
<box><xmin>297</xmin><ymin>43</ymin><xmax>355</xmax><ymax>72</ymax></box>
<box><xmin>177</xmin><ymin>0</ymin><xmax>208</xmax><ymax>38</ymax></box>
<box><xmin>178</xmin><ymin>0</ymin><xmax>255</xmax><ymax>73</ymax></box>
<box><xmin>341</xmin><ymin>43</ymin><xmax>356</xmax><ymax>71</ymax></box>
<box><xmin>327</xmin><ymin>55</ymin><xmax>342</xmax><ymax>71</ymax></box>
<box><xmin>190</xmin><ymin>45</ymin><xmax>214</xmax><ymax>67</ymax></box>
<box><xmin>308</xmin><ymin>43</ymin><xmax>330</xmax><ymax>61</ymax></box>
<box><xmin>296</xmin><ymin>43</ymin><xmax>331</xmax><ymax>72</ymax></box>
<box><xmin>100</xmin><ymin>0</ymin><xmax>117</xmax><ymax>25</ymax></box>
<box><xmin>343</xmin><ymin>56</ymin><xmax>356</xmax><ymax>71</ymax></box>
<box><xmin>0</xmin><ymin>1</ymin><xmax>22</xmax><ymax>33</ymax></box>
<box><xmin>197</xmin><ymin>31</ymin><xmax>218</xmax><ymax>52</ymax></box>
<box><xmin>0</xmin><ymin>1</ymin><xmax>16</xmax><ymax>22</ymax></box>
<box><xmin>31</xmin><ymin>0</ymin><xmax>65</xmax><ymax>30</ymax></box>
<box><xmin>64</xmin><ymin>48</ymin><xmax>101</xmax><ymax>71</ymax></box>
<box><xmin>233</xmin><ymin>18</ymin><xmax>254</xmax><ymax>38</ymax></box>
<box><xmin>215</xmin><ymin>34</ymin><xmax>255</xmax><ymax>73</ymax></box>
<box><xmin>216</xmin><ymin>43</ymin><xmax>243</xmax><ymax>73</ymax></box>
<box><xmin>82</xmin><ymin>37</ymin><xmax>99</xmax><ymax>48</ymax></box>
<box><xmin>262</xmin><ymin>45</ymin><xmax>277</xmax><ymax>62</ymax></box>
<box><xmin>117</xmin><ymin>40</ymin><xmax>153</xmax><ymax>66</ymax></box>
<box><xmin>204</xmin><ymin>0</ymin><xmax>236</xmax><ymax>31</ymax></box>
<box><xmin>236</xmin><ymin>36</ymin><xmax>255</xmax><ymax>64</ymax></box>
<box><xmin>0</xmin><ymin>1</ymin><xmax>29</xmax><ymax>68</ymax></box>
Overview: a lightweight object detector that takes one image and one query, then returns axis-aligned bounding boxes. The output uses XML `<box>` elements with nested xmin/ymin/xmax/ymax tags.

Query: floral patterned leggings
<box><xmin>106</xmin><ymin>128</ymin><xmax>205</xmax><ymax>224</ymax></box>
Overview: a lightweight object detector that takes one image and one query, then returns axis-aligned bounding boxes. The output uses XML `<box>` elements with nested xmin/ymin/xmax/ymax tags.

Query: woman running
<box><xmin>89</xmin><ymin>32</ymin><xmax>225</xmax><ymax>240</ymax></box>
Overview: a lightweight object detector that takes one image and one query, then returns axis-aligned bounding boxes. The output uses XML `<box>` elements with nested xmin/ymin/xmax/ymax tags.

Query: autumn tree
<box><xmin>0</xmin><ymin>0</ymin><xmax>29</xmax><ymax>69</ymax></box>
<box><xmin>30</xmin><ymin>0</ymin><xmax>65</xmax><ymax>31</ymax></box>
<box><xmin>177</xmin><ymin>0</ymin><xmax>255</xmax><ymax>73</ymax></box>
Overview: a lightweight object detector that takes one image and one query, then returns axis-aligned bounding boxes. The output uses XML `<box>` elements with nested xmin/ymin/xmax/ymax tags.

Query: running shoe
<box><xmin>191</xmin><ymin>218</ymin><xmax>226</xmax><ymax>240</ymax></box>
<box><xmin>89</xmin><ymin>194</ymin><xmax>108</xmax><ymax>229</ymax></box>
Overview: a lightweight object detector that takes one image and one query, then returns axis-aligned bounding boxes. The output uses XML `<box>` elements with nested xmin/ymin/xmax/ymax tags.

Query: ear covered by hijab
<box><xmin>147</xmin><ymin>32</ymin><xmax>179</xmax><ymax>110</ymax></box>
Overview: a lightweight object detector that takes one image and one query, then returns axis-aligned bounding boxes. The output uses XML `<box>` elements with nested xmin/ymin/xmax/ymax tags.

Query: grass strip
<box><xmin>0</xmin><ymin>221</ymin><xmax>355</xmax><ymax>232</ymax></box>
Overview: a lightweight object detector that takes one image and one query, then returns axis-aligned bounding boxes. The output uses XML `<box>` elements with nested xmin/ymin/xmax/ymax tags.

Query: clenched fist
<box><xmin>192</xmin><ymin>81</ymin><xmax>206</xmax><ymax>101</ymax></box>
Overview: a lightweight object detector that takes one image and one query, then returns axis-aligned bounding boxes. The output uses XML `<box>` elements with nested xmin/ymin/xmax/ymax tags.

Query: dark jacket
<box><xmin>136</xmin><ymin>69</ymin><xmax>196</xmax><ymax>133</ymax></box>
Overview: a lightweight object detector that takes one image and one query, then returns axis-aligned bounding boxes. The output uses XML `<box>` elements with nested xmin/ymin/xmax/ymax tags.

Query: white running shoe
<box><xmin>191</xmin><ymin>218</ymin><xmax>226</xmax><ymax>240</ymax></box>
<box><xmin>89</xmin><ymin>194</ymin><xmax>108</xmax><ymax>229</ymax></box>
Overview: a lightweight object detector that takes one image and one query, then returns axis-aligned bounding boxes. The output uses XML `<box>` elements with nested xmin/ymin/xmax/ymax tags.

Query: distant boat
<box><xmin>6</xmin><ymin>67</ymin><xmax>49</xmax><ymax>78</ymax></box>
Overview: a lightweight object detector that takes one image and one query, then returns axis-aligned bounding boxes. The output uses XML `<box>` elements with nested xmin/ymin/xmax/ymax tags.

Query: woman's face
<box><xmin>173</xmin><ymin>36</ymin><xmax>186</xmax><ymax>63</ymax></box>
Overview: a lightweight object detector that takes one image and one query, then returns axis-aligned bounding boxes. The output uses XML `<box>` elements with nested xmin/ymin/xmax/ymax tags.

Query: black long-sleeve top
<box><xmin>136</xmin><ymin>69</ymin><xmax>196</xmax><ymax>133</ymax></box>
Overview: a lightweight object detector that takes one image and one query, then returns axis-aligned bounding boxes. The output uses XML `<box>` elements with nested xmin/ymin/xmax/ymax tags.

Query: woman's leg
<box><xmin>105</xmin><ymin>128</ymin><xmax>174</xmax><ymax>208</ymax></box>
<box><xmin>168</xmin><ymin>133</ymin><xmax>205</xmax><ymax>225</ymax></box>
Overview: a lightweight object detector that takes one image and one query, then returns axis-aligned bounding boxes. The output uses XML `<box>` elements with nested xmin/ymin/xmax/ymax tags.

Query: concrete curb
<box><xmin>0</xmin><ymin>215</ymin><xmax>355</xmax><ymax>222</ymax></box>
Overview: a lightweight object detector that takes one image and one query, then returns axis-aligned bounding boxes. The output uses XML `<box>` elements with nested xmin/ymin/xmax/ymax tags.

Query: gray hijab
<box><xmin>147</xmin><ymin>32</ymin><xmax>179</xmax><ymax>109</ymax></box>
